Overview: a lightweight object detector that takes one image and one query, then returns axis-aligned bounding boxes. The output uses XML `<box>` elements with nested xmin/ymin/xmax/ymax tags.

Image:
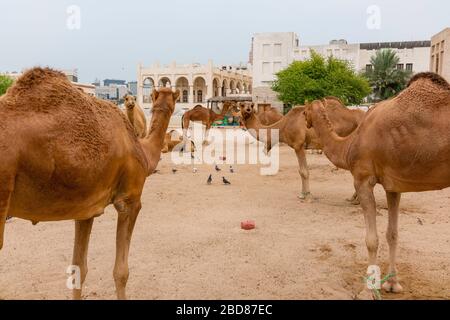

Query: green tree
<box><xmin>0</xmin><ymin>75</ymin><xmax>14</xmax><ymax>96</ymax></box>
<box><xmin>363</xmin><ymin>49</ymin><xmax>412</xmax><ymax>101</ymax></box>
<box><xmin>272</xmin><ymin>51</ymin><xmax>371</xmax><ymax>107</ymax></box>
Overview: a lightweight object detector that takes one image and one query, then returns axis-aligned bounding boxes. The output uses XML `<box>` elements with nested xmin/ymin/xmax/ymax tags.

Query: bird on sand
<box><xmin>207</xmin><ymin>174</ymin><xmax>213</xmax><ymax>185</ymax></box>
<box><xmin>172</xmin><ymin>168</ymin><xmax>178</xmax><ymax>174</ymax></box>
<box><xmin>215</xmin><ymin>165</ymin><xmax>221</xmax><ymax>172</ymax></box>
<box><xmin>223</xmin><ymin>177</ymin><xmax>231</xmax><ymax>185</ymax></box>
<box><xmin>230</xmin><ymin>166</ymin><xmax>234</xmax><ymax>173</ymax></box>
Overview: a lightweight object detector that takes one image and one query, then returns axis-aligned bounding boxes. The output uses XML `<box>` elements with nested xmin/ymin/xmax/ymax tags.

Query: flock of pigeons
<box><xmin>171</xmin><ymin>163</ymin><xmax>234</xmax><ymax>185</ymax></box>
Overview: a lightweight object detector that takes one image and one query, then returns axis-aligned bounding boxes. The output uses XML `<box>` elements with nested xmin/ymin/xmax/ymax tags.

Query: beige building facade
<box><xmin>137</xmin><ymin>60</ymin><xmax>252</xmax><ymax>110</ymax></box>
<box><xmin>431</xmin><ymin>28</ymin><xmax>450</xmax><ymax>82</ymax></box>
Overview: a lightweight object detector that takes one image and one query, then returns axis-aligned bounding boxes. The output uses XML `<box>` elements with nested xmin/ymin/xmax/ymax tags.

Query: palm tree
<box><xmin>363</xmin><ymin>49</ymin><xmax>412</xmax><ymax>101</ymax></box>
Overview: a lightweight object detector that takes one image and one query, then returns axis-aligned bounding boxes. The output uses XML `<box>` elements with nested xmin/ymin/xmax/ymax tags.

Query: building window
<box><xmin>197</xmin><ymin>90</ymin><xmax>203</xmax><ymax>103</ymax></box>
<box><xmin>406</xmin><ymin>63</ymin><xmax>413</xmax><ymax>71</ymax></box>
<box><xmin>263</xmin><ymin>44</ymin><xmax>271</xmax><ymax>58</ymax></box>
<box><xmin>182</xmin><ymin>90</ymin><xmax>188</xmax><ymax>103</ymax></box>
<box><xmin>436</xmin><ymin>55</ymin><xmax>440</xmax><ymax>73</ymax></box>
<box><xmin>366</xmin><ymin>64</ymin><xmax>373</xmax><ymax>72</ymax></box>
<box><xmin>262</xmin><ymin>62</ymin><xmax>271</xmax><ymax>74</ymax></box>
<box><xmin>396</xmin><ymin>64</ymin><xmax>404</xmax><ymax>70</ymax></box>
<box><xmin>273</xmin><ymin>62</ymin><xmax>282</xmax><ymax>73</ymax></box>
<box><xmin>274</xmin><ymin>43</ymin><xmax>282</xmax><ymax>56</ymax></box>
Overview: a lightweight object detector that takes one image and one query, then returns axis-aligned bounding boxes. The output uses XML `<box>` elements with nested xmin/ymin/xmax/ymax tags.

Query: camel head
<box><xmin>151</xmin><ymin>88</ymin><xmax>180</xmax><ymax>114</ymax></box>
<box><xmin>239</xmin><ymin>102</ymin><xmax>256</xmax><ymax>120</ymax></box>
<box><xmin>124</xmin><ymin>94</ymin><xmax>136</xmax><ymax>110</ymax></box>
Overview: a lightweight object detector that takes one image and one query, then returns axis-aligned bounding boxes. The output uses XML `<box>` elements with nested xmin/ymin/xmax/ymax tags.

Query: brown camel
<box><xmin>0</xmin><ymin>67</ymin><xmax>179</xmax><ymax>300</ymax></box>
<box><xmin>182</xmin><ymin>101</ymin><xmax>234</xmax><ymax>145</ymax></box>
<box><xmin>238</xmin><ymin>98</ymin><xmax>365</xmax><ymax>200</ymax></box>
<box><xmin>304</xmin><ymin>72</ymin><xmax>450</xmax><ymax>294</ymax></box>
<box><xmin>256</xmin><ymin>103</ymin><xmax>283</xmax><ymax>125</ymax></box>
<box><xmin>124</xmin><ymin>94</ymin><xmax>147</xmax><ymax>138</ymax></box>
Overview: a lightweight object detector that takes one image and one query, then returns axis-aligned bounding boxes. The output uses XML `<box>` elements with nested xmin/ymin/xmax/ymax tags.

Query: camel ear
<box><xmin>173</xmin><ymin>89</ymin><xmax>181</xmax><ymax>102</ymax></box>
<box><xmin>151</xmin><ymin>89</ymin><xmax>159</xmax><ymax>103</ymax></box>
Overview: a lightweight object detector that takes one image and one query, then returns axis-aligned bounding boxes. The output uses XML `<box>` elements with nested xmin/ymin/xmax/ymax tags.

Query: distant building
<box><xmin>251</xmin><ymin>32</ymin><xmax>432</xmax><ymax>109</ymax></box>
<box><xmin>137</xmin><ymin>60</ymin><xmax>252</xmax><ymax>110</ymax></box>
<box><xmin>95</xmin><ymin>85</ymin><xmax>128</xmax><ymax>102</ymax></box>
<box><xmin>430</xmin><ymin>28</ymin><xmax>450</xmax><ymax>82</ymax></box>
<box><xmin>104</xmin><ymin>79</ymin><xmax>126</xmax><ymax>87</ymax></box>
<box><xmin>127</xmin><ymin>81</ymin><xmax>138</xmax><ymax>96</ymax></box>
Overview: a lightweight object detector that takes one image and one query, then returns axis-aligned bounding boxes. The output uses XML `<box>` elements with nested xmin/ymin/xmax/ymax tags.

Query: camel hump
<box><xmin>323</xmin><ymin>96</ymin><xmax>345</xmax><ymax>106</ymax></box>
<box><xmin>407</xmin><ymin>72</ymin><xmax>450</xmax><ymax>90</ymax></box>
<box><xmin>12</xmin><ymin>67</ymin><xmax>67</xmax><ymax>92</ymax></box>
<box><xmin>192</xmin><ymin>105</ymin><xmax>204</xmax><ymax>110</ymax></box>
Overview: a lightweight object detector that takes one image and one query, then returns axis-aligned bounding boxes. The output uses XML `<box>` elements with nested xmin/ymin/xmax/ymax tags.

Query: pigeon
<box><xmin>172</xmin><ymin>169</ymin><xmax>178</xmax><ymax>174</ymax></box>
<box><xmin>417</xmin><ymin>218</ymin><xmax>424</xmax><ymax>226</ymax></box>
<box><xmin>207</xmin><ymin>174</ymin><xmax>213</xmax><ymax>185</ymax></box>
<box><xmin>223</xmin><ymin>177</ymin><xmax>231</xmax><ymax>185</ymax></box>
<box><xmin>193</xmin><ymin>168</ymin><xmax>198</xmax><ymax>173</ymax></box>
<box><xmin>230</xmin><ymin>166</ymin><xmax>235</xmax><ymax>173</ymax></box>
<box><xmin>215</xmin><ymin>165</ymin><xmax>221</xmax><ymax>172</ymax></box>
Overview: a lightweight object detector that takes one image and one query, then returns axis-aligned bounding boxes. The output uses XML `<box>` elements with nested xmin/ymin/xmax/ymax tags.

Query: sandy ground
<box><xmin>1</xmin><ymin>129</ymin><xmax>450</xmax><ymax>300</ymax></box>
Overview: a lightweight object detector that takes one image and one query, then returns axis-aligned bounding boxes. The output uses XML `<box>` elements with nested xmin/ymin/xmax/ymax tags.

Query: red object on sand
<box><xmin>241</xmin><ymin>220</ymin><xmax>256</xmax><ymax>230</ymax></box>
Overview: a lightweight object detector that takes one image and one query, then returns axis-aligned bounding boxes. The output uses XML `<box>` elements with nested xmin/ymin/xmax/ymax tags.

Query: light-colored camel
<box><xmin>304</xmin><ymin>72</ymin><xmax>450</xmax><ymax>294</ymax></box>
<box><xmin>182</xmin><ymin>101</ymin><xmax>235</xmax><ymax>145</ymax></box>
<box><xmin>124</xmin><ymin>94</ymin><xmax>147</xmax><ymax>138</ymax></box>
<box><xmin>162</xmin><ymin>130</ymin><xmax>195</xmax><ymax>155</ymax></box>
<box><xmin>0</xmin><ymin>67</ymin><xmax>179</xmax><ymax>300</ymax></box>
<box><xmin>238</xmin><ymin>98</ymin><xmax>365</xmax><ymax>200</ymax></box>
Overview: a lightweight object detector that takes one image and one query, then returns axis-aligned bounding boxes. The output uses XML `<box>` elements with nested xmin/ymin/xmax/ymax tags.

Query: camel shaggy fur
<box><xmin>304</xmin><ymin>72</ymin><xmax>450</xmax><ymax>294</ymax></box>
<box><xmin>0</xmin><ymin>67</ymin><xmax>179</xmax><ymax>299</ymax></box>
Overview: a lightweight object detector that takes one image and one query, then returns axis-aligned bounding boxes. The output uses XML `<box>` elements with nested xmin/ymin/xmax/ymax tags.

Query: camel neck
<box><xmin>243</xmin><ymin>113</ymin><xmax>285</xmax><ymax>142</ymax></box>
<box><xmin>140</xmin><ymin>109</ymin><xmax>171</xmax><ymax>175</ymax></box>
<box><xmin>311</xmin><ymin>105</ymin><xmax>353</xmax><ymax>170</ymax></box>
<box><xmin>126</xmin><ymin>108</ymin><xmax>135</xmax><ymax>126</ymax></box>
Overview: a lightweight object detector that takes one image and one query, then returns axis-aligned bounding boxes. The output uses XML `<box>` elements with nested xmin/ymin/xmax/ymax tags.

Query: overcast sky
<box><xmin>0</xmin><ymin>0</ymin><xmax>448</xmax><ymax>83</ymax></box>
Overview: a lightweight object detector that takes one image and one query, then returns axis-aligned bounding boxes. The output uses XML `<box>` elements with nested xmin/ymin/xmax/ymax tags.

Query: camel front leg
<box><xmin>382</xmin><ymin>192</ymin><xmax>403</xmax><ymax>293</ymax></box>
<box><xmin>355</xmin><ymin>177</ymin><xmax>379</xmax><ymax>269</ymax></box>
<box><xmin>71</xmin><ymin>218</ymin><xmax>95</xmax><ymax>300</ymax></box>
<box><xmin>203</xmin><ymin>124</ymin><xmax>211</xmax><ymax>146</ymax></box>
<box><xmin>113</xmin><ymin>199</ymin><xmax>141</xmax><ymax>300</ymax></box>
<box><xmin>295</xmin><ymin>148</ymin><xmax>311</xmax><ymax>201</ymax></box>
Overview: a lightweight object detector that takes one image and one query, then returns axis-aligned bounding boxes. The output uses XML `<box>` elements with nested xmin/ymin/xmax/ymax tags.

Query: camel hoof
<box><xmin>298</xmin><ymin>192</ymin><xmax>312</xmax><ymax>202</ymax></box>
<box><xmin>382</xmin><ymin>280</ymin><xmax>403</xmax><ymax>293</ymax></box>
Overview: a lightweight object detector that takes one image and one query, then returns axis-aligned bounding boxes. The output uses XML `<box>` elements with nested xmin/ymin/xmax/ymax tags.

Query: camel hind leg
<box><xmin>382</xmin><ymin>192</ymin><xmax>403</xmax><ymax>293</ymax></box>
<box><xmin>113</xmin><ymin>198</ymin><xmax>142</xmax><ymax>300</ymax></box>
<box><xmin>71</xmin><ymin>217</ymin><xmax>95</xmax><ymax>300</ymax></box>
<box><xmin>295</xmin><ymin>148</ymin><xmax>311</xmax><ymax>201</ymax></box>
<box><xmin>0</xmin><ymin>174</ymin><xmax>14</xmax><ymax>250</ymax></box>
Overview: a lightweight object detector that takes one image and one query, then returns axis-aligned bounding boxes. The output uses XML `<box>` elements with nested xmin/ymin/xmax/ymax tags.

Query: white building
<box><xmin>251</xmin><ymin>32</ymin><xmax>432</xmax><ymax>110</ymax></box>
<box><xmin>137</xmin><ymin>60</ymin><xmax>252</xmax><ymax>110</ymax></box>
<box><xmin>431</xmin><ymin>28</ymin><xmax>450</xmax><ymax>83</ymax></box>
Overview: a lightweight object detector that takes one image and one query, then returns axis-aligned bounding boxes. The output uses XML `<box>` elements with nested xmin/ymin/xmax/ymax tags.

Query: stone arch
<box><xmin>229</xmin><ymin>80</ymin><xmax>236</xmax><ymax>94</ymax></box>
<box><xmin>212</xmin><ymin>78</ymin><xmax>221</xmax><ymax>97</ymax></box>
<box><xmin>193</xmin><ymin>76</ymin><xmax>207</xmax><ymax>103</ymax></box>
<box><xmin>236</xmin><ymin>81</ymin><xmax>243</xmax><ymax>94</ymax></box>
<box><xmin>142</xmin><ymin>77</ymin><xmax>155</xmax><ymax>103</ymax></box>
<box><xmin>158</xmin><ymin>77</ymin><xmax>171</xmax><ymax>88</ymax></box>
<box><xmin>175</xmin><ymin>76</ymin><xmax>189</xmax><ymax>103</ymax></box>
<box><xmin>221</xmin><ymin>79</ymin><xmax>229</xmax><ymax>97</ymax></box>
